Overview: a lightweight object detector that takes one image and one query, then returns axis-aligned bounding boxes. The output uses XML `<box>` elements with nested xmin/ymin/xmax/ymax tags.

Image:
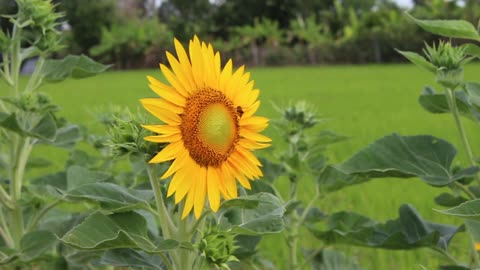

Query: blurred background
<box><xmin>1</xmin><ymin>0</ymin><xmax>479</xmax><ymax>69</ymax></box>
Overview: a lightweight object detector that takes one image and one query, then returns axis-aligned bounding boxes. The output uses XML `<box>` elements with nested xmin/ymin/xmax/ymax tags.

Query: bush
<box><xmin>90</xmin><ymin>18</ymin><xmax>173</xmax><ymax>69</ymax></box>
<box><xmin>61</xmin><ymin>0</ymin><xmax>117</xmax><ymax>53</ymax></box>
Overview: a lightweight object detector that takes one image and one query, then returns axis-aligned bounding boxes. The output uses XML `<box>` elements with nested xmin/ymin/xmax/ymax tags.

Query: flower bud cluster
<box><xmin>423</xmin><ymin>41</ymin><xmax>469</xmax><ymax>89</ymax></box>
<box><xmin>16</xmin><ymin>0</ymin><xmax>64</xmax><ymax>53</ymax></box>
<box><xmin>198</xmin><ymin>228</ymin><xmax>239</xmax><ymax>269</ymax></box>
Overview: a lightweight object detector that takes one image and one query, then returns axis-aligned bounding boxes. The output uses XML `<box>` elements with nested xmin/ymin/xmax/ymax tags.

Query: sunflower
<box><xmin>141</xmin><ymin>36</ymin><xmax>271</xmax><ymax>219</ymax></box>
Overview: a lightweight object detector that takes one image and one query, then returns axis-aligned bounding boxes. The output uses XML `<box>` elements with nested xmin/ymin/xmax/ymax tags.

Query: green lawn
<box><xmin>37</xmin><ymin>64</ymin><xmax>480</xmax><ymax>269</ymax></box>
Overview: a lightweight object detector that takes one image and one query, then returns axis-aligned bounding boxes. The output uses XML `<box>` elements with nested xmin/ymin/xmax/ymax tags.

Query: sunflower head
<box><xmin>141</xmin><ymin>36</ymin><xmax>271</xmax><ymax>219</ymax></box>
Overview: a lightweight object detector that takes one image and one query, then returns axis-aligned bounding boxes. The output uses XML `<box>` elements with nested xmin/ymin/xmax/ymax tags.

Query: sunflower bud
<box><xmin>103</xmin><ymin>107</ymin><xmax>158</xmax><ymax>158</ymax></box>
<box><xmin>16</xmin><ymin>92</ymin><xmax>57</xmax><ymax>113</ymax></box>
<box><xmin>198</xmin><ymin>229</ymin><xmax>239</xmax><ymax>269</ymax></box>
<box><xmin>15</xmin><ymin>0</ymin><xmax>63</xmax><ymax>53</ymax></box>
<box><xmin>423</xmin><ymin>41</ymin><xmax>468</xmax><ymax>89</ymax></box>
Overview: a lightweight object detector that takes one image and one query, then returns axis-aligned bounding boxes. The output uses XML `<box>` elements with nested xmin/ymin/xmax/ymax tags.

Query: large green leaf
<box><xmin>464</xmin><ymin>43</ymin><xmax>480</xmax><ymax>59</ymax></box>
<box><xmin>336</xmin><ymin>133</ymin><xmax>478</xmax><ymax>186</ymax></box>
<box><xmin>219</xmin><ymin>193</ymin><xmax>285</xmax><ymax>235</ymax></box>
<box><xmin>0</xmin><ymin>231</ymin><xmax>57</xmax><ymax>264</ymax></box>
<box><xmin>62</xmin><ymin>182</ymin><xmax>154</xmax><ymax>212</ymax></box>
<box><xmin>436</xmin><ymin>199</ymin><xmax>480</xmax><ymax>220</ymax></box>
<box><xmin>406</xmin><ymin>13</ymin><xmax>480</xmax><ymax>40</ymax></box>
<box><xmin>317</xmin><ymin>166</ymin><xmax>369</xmax><ymax>193</ymax></box>
<box><xmin>41</xmin><ymin>55</ymin><xmax>110</xmax><ymax>83</ymax></box>
<box><xmin>60</xmin><ymin>211</ymin><xmax>178</xmax><ymax>252</ymax></box>
<box><xmin>20</xmin><ymin>230</ymin><xmax>57</xmax><ymax>262</ymax></box>
<box><xmin>100</xmin><ymin>249</ymin><xmax>165</xmax><ymax>270</ymax></box>
<box><xmin>465</xmin><ymin>82</ymin><xmax>480</xmax><ymax>109</ymax></box>
<box><xmin>0</xmin><ymin>112</ymin><xmax>57</xmax><ymax>140</ymax></box>
<box><xmin>66</xmin><ymin>165</ymin><xmax>111</xmax><ymax>190</ymax></box>
<box><xmin>419</xmin><ymin>86</ymin><xmax>480</xmax><ymax>121</ymax></box>
<box><xmin>310</xmin><ymin>204</ymin><xmax>462</xmax><ymax>250</ymax></box>
<box><xmin>39</xmin><ymin>124</ymin><xmax>82</xmax><ymax>149</ymax></box>
<box><xmin>310</xmin><ymin>249</ymin><xmax>362</xmax><ymax>270</ymax></box>
<box><xmin>434</xmin><ymin>193</ymin><xmax>468</xmax><ymax>207</ymax></box>
<box><xmin>396</xmin><ymin>50</ymin><xmax>436</xmax><ymax>73</ymax></box>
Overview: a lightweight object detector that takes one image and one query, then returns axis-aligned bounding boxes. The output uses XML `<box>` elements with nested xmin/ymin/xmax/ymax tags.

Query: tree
<box><xmin>61</xmin><ymin>0</ymin><xmax>117</xmax><ymax>53</ymax></box>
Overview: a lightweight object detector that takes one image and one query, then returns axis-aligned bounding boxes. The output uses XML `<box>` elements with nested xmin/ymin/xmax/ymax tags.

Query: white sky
<box><xmin>395</xmin><ymin>0</ymin><xmax>414</xmax><ymax>8</ymax></box>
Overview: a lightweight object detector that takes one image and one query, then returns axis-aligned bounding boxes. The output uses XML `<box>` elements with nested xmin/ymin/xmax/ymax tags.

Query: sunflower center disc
<box><xmin>181</xmin><ymin>89</ymin><xmax>239</xmax><ymax>167</ymax></box>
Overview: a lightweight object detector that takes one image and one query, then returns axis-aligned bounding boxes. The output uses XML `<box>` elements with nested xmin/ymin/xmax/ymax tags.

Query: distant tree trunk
<box><xmin>307</xmin><ymin>45</ymin><xmax>317</xmax><ymax>65</ymax></box>
<box><xmin>251</xmin><ymin>41</ymin><xmax>259</xmax><ymax>66</ymax></box>
<box><xmin>373</xmin><ymin>38</ymin><xmax>382</xmax><ymax>63</ymax></box>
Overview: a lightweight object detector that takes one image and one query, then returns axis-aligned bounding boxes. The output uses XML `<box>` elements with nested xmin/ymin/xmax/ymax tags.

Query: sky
<box><xmin>395</xmin><ymin>0</ymin><xmax>414</xmax><ymax>8</ymax></box>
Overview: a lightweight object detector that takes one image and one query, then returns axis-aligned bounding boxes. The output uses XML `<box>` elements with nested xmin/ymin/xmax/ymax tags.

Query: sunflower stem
<box><xmin>146</xmin><ymin>164</ymin><xmax>177</xmax><ymax>238</ymax></box>
<box><xmin>444</xmin><ymin>87</ymin><xmax>480</xmax><ymax>186</ymax></box>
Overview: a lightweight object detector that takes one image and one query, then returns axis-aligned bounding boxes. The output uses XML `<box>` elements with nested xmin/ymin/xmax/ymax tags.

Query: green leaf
<box><xmin>310</xmin><ymin>249</ymin><xmax>362</xmax><ymax>270</ymax></box>
<box><xmin>0</xmin><ymin>112</ymin><xmax>26</xmax><ymax>135</ymax></box>
<box><xmin>26</xmin><ymin>157</ymin><xmax>52</xmax><ymax>168</ymax></box>
<box><xmin>396</xmin><ymin>50</ymin><xmax>436</xmax><ymax>73</ymax></box>
<box><xmin>60</xmin><ymin>211</ymin><xmax>178</xmax><ymax>252</ymax></box>
<box><xmin>219</xmin><ymin>193</ymin><xmax>285</xmax><ymax>235</ymax></box>
<box><xmin>406</xmin><ymin>13</ymin><xmax>480</xmax><ymax>40</ymax></box>
<box><xmin>434</xmin><ymin>193</ymin><xmax>468</xmax><ymax>207</ymax></box>
<box><xmin>463</xmin><ymin>43</ymin><xmax>480</xmax><ymax>58</ymax></box>
<box><xmin>0</xmin><ymin>112</ymin><xmax>57</xmax><ymax>140</ymax></box>
<box><xmin>259</xmin><ymin>158</ymin><xmax>285</xmax><ymax>182</ymax></box>
<box><xmin>20</xmin><ymin>230</ymin><xmax>57</xmax><ymax>262</ymax></box>
<box><xmin>100</xmin><ymin>249</ymin><xmax>165</xmax><ymax>270</ymax></box>
<box><xmin>318</xmin><ymin>166</ymin><xmax>369</xmax><ymax>193</ymax></box>
<box><xmin>337</xmin><ymin>133</ymin><xmax>477</xmax><ymax>186</ymax></box>
<box><xmin>0</xmin><ymin>247</ymin><xmax>16</xmax><ymax>264</ymax></box>
<box><xmin>66</xmin><ymin>165</ymin><xmax>111</xmax><ymax>190</ymax></box>
<box><xmin>418</xmin><ymin>86</ymin><xmax>480</xmax><ymax>122</ymax></box>
<box><xmin>465</xmin><ymin>82</ymin><xmax>480</xmax><ymax>108</ymax></box>
<box><xmin>41</xmin><ymin>55</ymin><xmax>110</xmax><ymax>83</ymax></box>
<box><xmin>62</xmin><ymin>183</ymin><xmax>154</xmax><ymax>212</ymax></box>
<box><xmin>439</xmin><ymin>266</ymin><xmax>470</xmax><ymax>270</ymax></box>
<box><xmin>41</xmin><ymin>125</ymin><xmax>82</xmax><ymax>149</ymax></box>
<box><xmin>310</xmin><ymin>204</ymin><xmax>462</xmax><ymax>250</ymax></box>
<box><xmin>436</xmin><ymin>199</ymin><xmax>480</xmax><ymax>220</ymax></box>
<box><xmin>30</xmin><ymin>112</ymin><xmax>57</xmax><ymax>141</ymax></box>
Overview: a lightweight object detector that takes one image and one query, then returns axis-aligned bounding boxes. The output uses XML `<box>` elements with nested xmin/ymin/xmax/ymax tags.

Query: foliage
<box><xmin>332</xmin><ymin>13</ymin><xmax>480</xmax><ymax>269</ymax></box>
<box><xmin>60</xmin><ymin>0</ymin><xmax>116</xmax><ymax>53</ymax></box>
<box><xmin>0</xmin><ymin>0</ymin><xmax>109</xmax><ymax>268</ymax></box>
<box><xmin>90</xmin><ymin>18</ymin><xmax>173</xmax><ymax>69</ymax></box>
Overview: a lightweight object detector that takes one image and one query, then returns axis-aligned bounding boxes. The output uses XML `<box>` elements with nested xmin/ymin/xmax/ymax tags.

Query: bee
<box><xmin>236</xmin><ymin>106</ymin><xmax>244</xmax><ymax>117</ymax></box>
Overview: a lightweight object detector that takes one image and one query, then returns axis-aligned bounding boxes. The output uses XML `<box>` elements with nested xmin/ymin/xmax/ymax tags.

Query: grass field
<box><xmin>33</xmin><ymin>64</ymin><xmax>480</xmax><ymax>269</ymax></box>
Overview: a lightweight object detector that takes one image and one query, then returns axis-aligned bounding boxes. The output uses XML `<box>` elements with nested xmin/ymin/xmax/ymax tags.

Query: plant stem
<box><xmin>453</xmin><ymin>182</ymin><xmax>476</xmax><ymax>199</ymax></box>
<box><xmin>24</xmin><ymin>55</ymin><xmax>45</xmax><ymax>92</ymax></box>
<box><xmin>158</xmin><ymin>252</ymin><xmax>175</xmax><ymax>270</ymax></box>
<box><xmin>432</xmin><ymin>247</ymin><xmax>458</xmax><ymax>265</ymax></box>
<box><xmin>10</xmin><ymin>24</ymin><xmax>21</xmax><ymax>96</ymax></box>
<box><xmin>26</xmin><ymin>199</ymin><xmax>61</xmax><ymax>232</ymax></box>
<box><xmin>0</xmin><ymin>209</ymin><xmax>13</xmax><ymax>248</ymax></box>
<box><xmin>8</xmin><ymin>136</ymin><xmax>32</xmax><ymax>249</ymax></box>
<box><xmin>445</xmin><ymin>88</ymin><xmax>480</xmax><ymax>185</ymax></box>
<box><xmin>146</xmin><ymin>164</ymin><xmax>177</xmax><ymax>238</ymax></box>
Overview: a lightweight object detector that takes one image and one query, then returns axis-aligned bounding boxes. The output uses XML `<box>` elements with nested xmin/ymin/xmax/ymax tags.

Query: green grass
<box><xmin>36</xmin><ymin>64</ymin><xmax>480</xmax><ymax>269</ymax></box>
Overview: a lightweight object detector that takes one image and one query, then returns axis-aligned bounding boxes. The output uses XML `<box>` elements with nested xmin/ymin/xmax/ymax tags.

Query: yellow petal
<box><xmin>140</xmin><ymin>98</ymin><xmax>183</xmax><ymax>115</ymax></box>
<box><xmin>166</xmin><ymin>51</ymin><xmax>194</xmax><ymax>93</ymax></box>
<box><xmin>147</xmin><ymin>76</ymin><xmax>186</xmax><ymax>107</ymax></box>
<box><xmin>161</xmin><ymin>149</ymin><xmax>189</xmax><ymax>179</ymax></box>
<box><xmin>144</xmin><ymin>133</ymin><xmax>182</xmax><ymax>143</ymax></box>
<box><xmin>142</xmin><ymin>125</ymin><xmax>180</xmax><ymax>135</ymax></box>
<box><xmin>182</xmin><ymin>179</ymin><xmax>196</xmax><ymax>219</ymax></box>
<box><xmin>167</xmin><ymin>168</ymin><xmax>186</xmax><ymax>197</ymax></box>
<box><xmin>174</xmin><ymin>158</ymin><xmax>195</xmax><ymax>203</ymax></box>
<box><xmin>207</xmin><ymin>167</ymin><xmax>221</xmax><ymax>212</ymax></box>
<box><xmin>149</xmin><ymin>141</ymin><xmax>183</xmax><ymax>163</ymax></box>
<box><xmin>194</xmin><ymin>167</ymin><xmax>207</xmax><ymax>219</ymax></box>
<box><xmin>141</xmin><ymin>101</ymin><xmax>181</xmax><ymax>125</ymax></box>
<box><xmin>238</xmin><ymin>138</ymin><xmax>270</xmax><ymax>150</ymax></box>
<box><xmin>219</xmin><ymin>59</ymin><xmax>233</xmax><ymax>92</ymax></box>
<box><xmin>239</xmin><ymin>129</ymin><xmax>272</xmax><ymax>143</ymax></box>
<box><xmin>242</xmin><ymin>101</ymin><xmax>260</xmax><ymax>118</ymax></box>
<box><xmin>160</xmin><ymin>63</ymin><xmax>189</xmax><ymax>97</ymax></box>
